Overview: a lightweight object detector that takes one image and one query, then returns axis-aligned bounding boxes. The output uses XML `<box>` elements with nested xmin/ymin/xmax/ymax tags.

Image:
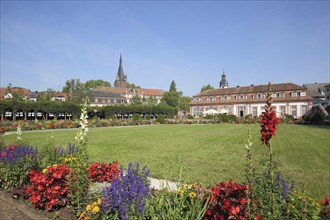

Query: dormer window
<box><xmin>242</xmin><ymin>94</ymin><xmax>247</xmax><ymax>100</ymax></box>
<box><xmin>271</xmin><ymin>93</ymin><xmax>277</xmax><ymax>98</ymax></box>
<box><xmin>193</xmin><ymin>98</ymin><xmax>197</xmax><ymax>102</ymax></box>
<box><xmin>219</xmin><ymin>96</ymin><xmax>224</xmax><ymax>101</ymax></box>
<box><xmin>252</xmin><ymin>94</ymin><xmax>258</xmax><ymax>99</ymax></box>
<box><xmin>206</xmin><ymin>97</ymin><xmax>210</xmax><ymax>101</ymax></box>
<box><xmin>235</xmin><ymin>95</ymin><xmax>240</xmax><ymax>100</ymax></box>
<box><xmin>291</xmin><ymin>92</ymin><xmax>297</xmax><ymax>97</ymax></box>
<box><xmin>211</xmin><ymin>96</ymin><xmax>216</xmax><ymax>102</ymax></box>
<box><xmin>278</xmin><ymin>92</ymin><xmax>285</xmax><ymax>98</ymax></box>
<box><xmin>259</xmin><ymin>94</ymin><xmax>265</xmax><ymax>99</ymax></box>
<box><xmin>300</xmin><ymin>91</ymin><xmax>306</xmax><ymax>97</ymax></box>
<box><xmin>226</xmin><ymin>96</ymin><xmax>231</xmax><ymax>101</ymax></box>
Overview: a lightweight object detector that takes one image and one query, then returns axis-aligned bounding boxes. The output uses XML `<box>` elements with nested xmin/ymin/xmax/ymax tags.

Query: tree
<box><xmin>39</xmin><ymin>88</ymin><xmax>56</xmax><ymax>101</ymax></box>
<box><xmin>62</xmin><ymin>79</ymin><xmax>88</xmax><ymax>104</ymax></box>
<box><xmin>200</xmin><ymin>84</ymin><xmax>214</xmax><ymax>92</ymax></box>
<box><xmin>84</xmin><ymin>79</ymin><xmax>111</xmax><ymax>90</ymax></box>
<box><xmin>127</xmin><ymin>82</ymin><xmax>141</xmax><ymax>88</ymax></box>
<box><xmin>161</xmin><ymin>80</ymin><xmax>182</xmax><ymax>112</ymax></box>
<box><xmin>146</xmin><ymin>96</ymin><xmax>158</xmax><ymax>106</ymax></box>
<box><xmin>179</xmin><ymin>96</ymin><xmax>192</xmax><ymax>112</ymax></box>
<box><xmin>130</xmin><ymin>95</ymin><xmax>143</xmax><ymax>105</ymax></box>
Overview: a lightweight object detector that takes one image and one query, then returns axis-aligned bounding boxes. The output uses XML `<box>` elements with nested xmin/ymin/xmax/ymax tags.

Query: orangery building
<box><xmin>190</xmin><ymin>72</ymin><xmax>313</xmax><ymax>118</ymax></box>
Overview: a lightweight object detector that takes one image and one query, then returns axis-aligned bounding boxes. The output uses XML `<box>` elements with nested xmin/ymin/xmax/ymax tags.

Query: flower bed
<box><xmin>0</xmin><ymin>92</ymin><xmax>328</xmax><ymax>220</ymax></box>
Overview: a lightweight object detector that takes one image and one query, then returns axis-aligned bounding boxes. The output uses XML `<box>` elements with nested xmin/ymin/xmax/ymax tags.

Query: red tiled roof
<box><xmin>95</xmin><ymin>86</ymin><xmax>164</xmax><ymax>96</ymax></box>
<box><xmin>193</xmin><ymin>83</ymin><xmax>306</xmax><ymax>97</ymax></box>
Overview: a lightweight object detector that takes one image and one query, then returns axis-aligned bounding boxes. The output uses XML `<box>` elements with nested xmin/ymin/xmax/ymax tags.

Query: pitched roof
<box><xmin>303</xmin><ymin>83</ymin><xmax>328</xmax><ymax>98</ymax></box>
<box><xmin>95</xmin><ymin>86</ymin><xmax>164</xmax><ymax>96</ymax></box>
<box><xmin>193</xmin><ymin>83</ymin><xmax>306</xmax><ymax>97</ymax></box>
<box><xmin>92</xmin><ymin>91</ymin><xmax>126</xmax><ymax>99</ymax></box>
<box><xmin>54</xmin><ymin>92</ymin><xmax>69</xmax><ymax>99</ymax></box>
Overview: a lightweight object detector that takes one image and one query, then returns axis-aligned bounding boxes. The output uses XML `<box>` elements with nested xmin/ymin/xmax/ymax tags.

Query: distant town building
<box><xmin>91</xmin><ymin>53</ymin><xmax>164</xmax><ymax>106</ymax></box>
<box><xmin>190</xmin><ymin>73</ymin><xmax>312</xmax><ymax>118</ymax></box>
<box><xmin>303</xmin><ymin>82</ymin><xmax>329</xmax><ymax>105</ymax></box>
<box><xmin>325</xmin><ymin>84</ymin><xmax>330</xmax><ymax>103</ymax></box>
<box><xmin>51</xmin><ymin>92</ymin><xmax>69</xmax><ymax>101</ymax></box>
<box><xmin>0</xmin><ymin>87</ymin><xmax>30</xmax><ymax>101</ymax></box>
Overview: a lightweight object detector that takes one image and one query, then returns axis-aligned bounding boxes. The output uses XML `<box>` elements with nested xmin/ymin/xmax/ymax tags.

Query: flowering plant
<box><xmin>101</xmin><ymin>162</ymin><xmax>150</xmax><ymax>220</ymax></box>
<box><xmin>204</xmin><ymin>180</ymin><xmax>251</xmax><ymax>220</ymax></box>
<box><xmin>88</xmin><ymin>161</ymin><xmax>120</xmax><ymax>182</ymax></box>
<box><xmin>320</xmin><ymin>196</ymin><xmax>330</xmax><ymax>219</ymax></box>
<box><xmin>0</xmin><ymin>145</ymin><xmax>38</xmax><ymax>189</ymax></box>
<box><xmin>26</xmin><ymin>163</ymin><xmax>69</xmax><ymax>210</ymax></box>
<box><xmin>260</xmin><ymin>83</ymin><xmax>279</xmax><ymax>147</ymax></box>
<box><xmin>78</xmin><ymin>198</ymin><xmax>102</xmax><ymax>220</ymax></box>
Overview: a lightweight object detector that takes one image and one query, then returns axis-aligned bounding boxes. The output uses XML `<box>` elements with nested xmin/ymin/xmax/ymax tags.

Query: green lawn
<box><xmin>1</xmin><ymin>124</ymin><xmax>329</xmax><ymax>200</ymax></box>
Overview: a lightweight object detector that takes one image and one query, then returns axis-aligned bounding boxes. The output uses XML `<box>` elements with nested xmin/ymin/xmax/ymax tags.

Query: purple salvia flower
<box><xmin>101</xmin><ymin>162</ymin><xmax>150</xmax><ymax>219</ymax></box>
<box><xmin>282</xmin><ymin>179</ymin><xmax>289</xmax><ymax>199</ymax></box>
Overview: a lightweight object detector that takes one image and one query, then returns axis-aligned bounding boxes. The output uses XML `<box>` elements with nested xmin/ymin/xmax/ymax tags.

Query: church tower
<box><xmin>219</xmin><ymin>69</ymin><xmax>228</xmax><ymax>88</ymax></box>
<box><xmin>114</xmin><ymin>52</ymin><xmax>128</xmax><ymax>88</ymax></box>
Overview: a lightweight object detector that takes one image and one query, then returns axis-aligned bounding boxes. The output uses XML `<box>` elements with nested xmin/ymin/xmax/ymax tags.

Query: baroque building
<box><xmin>190</xmin><ymin>73</ymin><xmax>313</xmax><ymax>118</ymax></box>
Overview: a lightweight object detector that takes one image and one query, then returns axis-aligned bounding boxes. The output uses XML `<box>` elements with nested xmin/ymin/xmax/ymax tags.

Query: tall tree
<box><xmin>200</xmin><ymin>84</ymin><xmax>214</xmax><ymax>92</ymax></box>
<box><xmin>62</xmin><ymin>79</ymin><xmax>88</xmax><ymax>104</ymax></box>
<box><xmin>161</xmin><ymin>80</ymin><xmax>182</xmax><ymax>111</ymax></box>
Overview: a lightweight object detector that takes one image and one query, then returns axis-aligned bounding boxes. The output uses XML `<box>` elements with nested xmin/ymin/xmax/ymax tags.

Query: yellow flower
<box><xmin>189</xmin><ymin>192</ymin><xmax>197</xmax><ymax>199</ymax></box>
<box><xmin>86</xmin><ymin>205</ymin><xmax>92</xmax><ymax>211</ymax></box>
<box><xmin>92</xmin><ymin>206</ymin><xmax>100</xmax><ymax>214</ymax></box>
<box><xmin>97</xmin><ymin>198</ymin><xmax>101</xmax><ymax>205</ymax></box>
<box><xmin>42</xmin><ymin>168</ymin><xmax>48</xmax><ymax>174</ymax></box>
<box><xmin>177</xmin><ymin>189</ymin><xmax>184</xmax><ymax>195</ymax></box>
<box><xmin>189</xmin><ymin>184</ymin><xmax>196</xmax><ymax>189</ymax></box>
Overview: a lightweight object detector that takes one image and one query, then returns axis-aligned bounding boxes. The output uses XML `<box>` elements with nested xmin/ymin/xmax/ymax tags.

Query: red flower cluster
<box><xmin>26</xmin><ymin>164</ymin><xmax>69</xmax><ymax>210</ymax></box>
<box><xmin>205</xmin><ymin>180</ymin><xmax>250</xmax><ymax>220</ymax></box>
<box><xmin>88</xmin><ymin>161</ymin><xmax>120</xmax><ymax>182</ymax></box>
<box><xmin>260</xmin><ymin>83</ymin><xmax>279</xmax><ymax>146</ymax></box>
<box><xmin>260</xmin><ymin>107</ymin><xmax>279</xmax><ymax>146</ymax></box>
<box><xmin>321</xmin><ymin>196</ymin><xmax>330</xmax><ymax>206</ymax></box>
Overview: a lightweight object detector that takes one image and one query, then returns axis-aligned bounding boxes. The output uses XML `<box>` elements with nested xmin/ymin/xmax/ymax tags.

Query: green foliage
<box><xmin>145</xmin><ymin>189</ymin><xmax>209</xmax><ymax>220</ymax></box>
<box><xmin>302</xmin><ymin>113</ymin><xmax>324</xmax><ymax>124</ymax></box>
<box><xmin>200</xmin><ymin>84</ymin><xmax>214</xmax><ymax>92</ymax></box>
<box><xmin>216</xmin><ymin>113</ymin><xmax>237</xmax><ymax>123</ymax></box>
<box><xmin>132</xmin><ymin>113</ymin><xmax>142</xmax><ymax>122</ymax></box>
<box><xmin>161</xmin><ymin>80</ymin><xmax>183</xmax><ymax>111</ymax></box>
<box><xmin>131</xmin><ymin>95</ymin><xmax>143</xmax><ymax>105</ymax></box>
<box><xmin>156</xmin><ymin>114</ymin><xmax>166</xmax><ymax>124</ymax></box>
<box><xmin>179</xmin><ymin>96</ymin><xmax>192</xmax><ymax>112</ymax></box>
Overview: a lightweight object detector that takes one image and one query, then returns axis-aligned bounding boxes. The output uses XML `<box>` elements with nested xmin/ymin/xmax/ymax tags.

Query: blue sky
<box><xmin>1</xmin><ymin>1</ymin><xmax>329</xmax><ymax>96</ymax></box>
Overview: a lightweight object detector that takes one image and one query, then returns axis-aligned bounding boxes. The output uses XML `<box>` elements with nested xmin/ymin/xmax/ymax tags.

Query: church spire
<box><xmin>219</xmin><ymin>69</ymin><xmax>228</xmax><ymax>88</ymax></box>
<box><xmin>114</xmin><ymin>52</ymin><xmax>128</xmax><ymax>88</ymax></box>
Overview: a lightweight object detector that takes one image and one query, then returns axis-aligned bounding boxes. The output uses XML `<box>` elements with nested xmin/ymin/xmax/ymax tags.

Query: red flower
<box><xmin>260</xmin><ymin>83</ymin><xmax>279</xmax><ymax>146</ymax></box>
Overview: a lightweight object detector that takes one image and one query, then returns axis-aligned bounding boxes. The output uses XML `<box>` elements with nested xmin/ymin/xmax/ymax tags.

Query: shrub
<box><xmin>132</xmin><ymin>113</ymin><xmax>142</xmax><ymax>122</ymax></box>
<box><xmin>156</xmin><ymin>114</ymin><xmax>166</xmax><ymax>124</ymax></box>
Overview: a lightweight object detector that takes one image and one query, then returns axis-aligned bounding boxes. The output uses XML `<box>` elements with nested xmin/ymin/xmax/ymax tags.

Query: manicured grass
<box><xmin>1</xmin><ymin>124</ymin><xmax>329</xmax><ymax>200</ymax></box>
